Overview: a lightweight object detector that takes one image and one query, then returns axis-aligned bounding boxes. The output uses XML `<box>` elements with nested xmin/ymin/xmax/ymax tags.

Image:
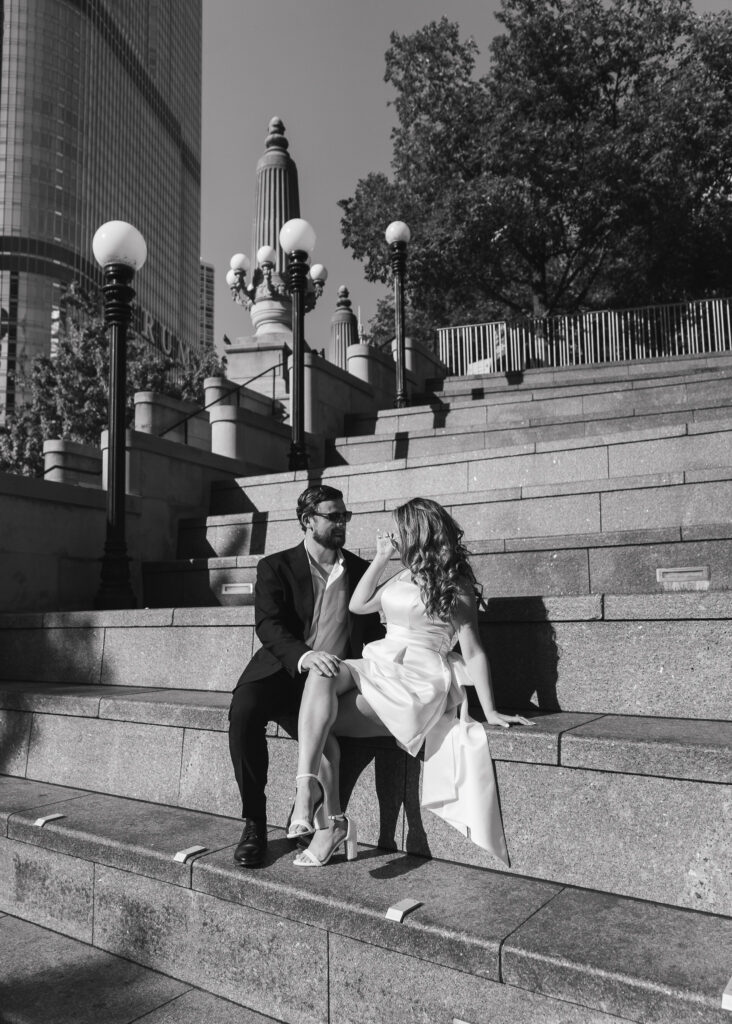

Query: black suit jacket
<box><xmin>237</xmin><ymin>542</ymin><xmax>382</xmax><ymax>688</ymax></box>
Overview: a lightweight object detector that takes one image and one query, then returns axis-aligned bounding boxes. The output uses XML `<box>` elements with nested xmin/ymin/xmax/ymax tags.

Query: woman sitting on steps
<box><xmin>287</xmin><ymin>496</ymin><xmax>533</xmax><ymax>868</ymax></box>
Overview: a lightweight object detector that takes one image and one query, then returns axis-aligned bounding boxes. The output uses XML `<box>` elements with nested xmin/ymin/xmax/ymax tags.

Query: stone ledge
<box><xmin>561</xmin><ymin>715</ymin><xmax>732</xmax><ymax>783</ymax></box>
<box><xmin>371</xmin><ymin>367</ymin><xmax>732</xmax><ymax>418</ymax></box>
<box><xmin>231</xmin><ymin>422</ymin><xmax>732</xmax><ymax>486</ymax></box>
<box><xmin>604</xmin><ymin>592</ymin><xmax>732</xmax><ymax>620</ymax></box>
<box><xmin>195</xmin><ymin>466</ymin><xmax>732</xmax><ymax>534</ymax></box>
<box><xmin>520</xmin><ymin>470</ymin><xmax>685</xmax><ymax>500</ymax></box>
<box><xmin>4</xmin><ymin>688</ymin><xmax>730</xmax><ymax>783</ymax></box>
<box><xmin>434</xmin><ymin>356</ymin><xmax>732</xmax><ymax>395</ymax></box>
<box><xmin>1</xmin><ymin>916</ymin><xmax>252</xmax><ymax>1024</ymax></box>
<box><xmin>483</xmin><ymin>595</ymin><xmax>604</xmax><ymax>621</ymax></box>
<box><xmin>193</xmin><ymin>840</ymin><xmax>560</xmax><ymax>982</ymax></box>
<box><xmin>7</xmin><ymin>789</ymin><xmax>239</xmax><ymax>888</ymax></box>
<box><xmin>331</xmin><ymin>399</ymin><xmax>723</xmax><ymax>447</ymax></box>
<box><xmin>0</xmin><ymin>683</ymin><xmax>164</xmax><ymax>717</ymax></box>
<box><xmin>43</xmin><ymin>609</ymin><xmax>175</xmax><ymax>628</ymax></box>
<box><xmin>161</xmin><ymin>522</ymin><xmax>729</xmax><ymax>563</ymax></box>
<box><xmin>0</xmin><ymin>606</ymin><xmax>256</xmax><ymax>631</ymax></box>
<box><xmin>0</xmin><ymin>777</ymin><xmax>89</xmax><ymax>836</ymax></box>
<box><xmin>1</xmin><ymin>774</ymin><xmax>729</xmax><ymax>1024</ymax></box>
<box><xmin>502</xmin><ymin>887</ymin><xmax>732</xmax><ymax>1024</ymax></box>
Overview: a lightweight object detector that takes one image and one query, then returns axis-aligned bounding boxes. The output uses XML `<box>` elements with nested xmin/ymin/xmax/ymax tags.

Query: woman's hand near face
<box><xmin>349</xmin><ymin>528</ymin><xmax>399</xmax><ymax>615</ymax></box>
<box><xmin>375</xmin><ymin>529</ymin><xmax>397</xmax><ymax>560</ymax></box>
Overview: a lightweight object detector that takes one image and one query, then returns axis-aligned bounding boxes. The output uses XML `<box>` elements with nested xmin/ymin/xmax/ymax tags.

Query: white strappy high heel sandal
<box><xmin>285</xmin><ymin>772</ymin><xmax>326</xmax><ymax>840</ymax></box>
<box><xmin>293</xmin><ymin>814</ymin><xmax>358</xmax><ymax>867</ymax></box>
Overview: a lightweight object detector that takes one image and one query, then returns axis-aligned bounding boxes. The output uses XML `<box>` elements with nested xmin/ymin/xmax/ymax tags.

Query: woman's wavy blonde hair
<box><xmin>393</xmin><ymin>497</ymin><xmax>480</xmax><ymax>621</ymax></box>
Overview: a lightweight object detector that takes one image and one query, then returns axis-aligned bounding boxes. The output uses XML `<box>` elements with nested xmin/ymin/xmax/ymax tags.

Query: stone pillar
<box><xmin>330</xmin><ymin>286</ymin><xmax>359</xmax><ymax>370</ymax></box>
<box><xmin>43</xmin><ymin>439</ymin><xmax>103</xmax><ymax>488</ymax></box>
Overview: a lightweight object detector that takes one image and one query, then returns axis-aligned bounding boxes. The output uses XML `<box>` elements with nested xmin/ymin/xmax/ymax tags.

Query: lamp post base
<box><xmin>288</xmin><ymin>443</ymin><xmax>309</xmax><ymax>472</ymax></box>
<box><xmin>95</xmin><ymin>542</ymin><xmax>137</xmax><ymax>610</ymax></box>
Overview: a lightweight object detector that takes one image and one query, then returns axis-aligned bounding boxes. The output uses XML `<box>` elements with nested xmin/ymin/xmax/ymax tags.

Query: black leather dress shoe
<box><xmin>233</xmin><ymin>818</ymin><xmax>267</xmax><ymax>867</ymax></box>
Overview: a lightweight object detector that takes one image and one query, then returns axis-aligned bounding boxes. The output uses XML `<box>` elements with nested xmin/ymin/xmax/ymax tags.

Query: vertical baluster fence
<box><xmin>438</xmin><ymin>297</ymin><xmax>732</xmax><ymax>375</ymax></box>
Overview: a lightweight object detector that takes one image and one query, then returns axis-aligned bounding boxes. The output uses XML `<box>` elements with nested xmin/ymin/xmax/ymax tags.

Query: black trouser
<box><xmin>228</xmin><ymin>670</ymin><xmax>304</xmax><ymax>821</ymax></box>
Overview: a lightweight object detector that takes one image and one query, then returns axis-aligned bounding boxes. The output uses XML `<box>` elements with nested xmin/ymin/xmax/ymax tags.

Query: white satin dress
<box><xmin>346</xmin><ymin>576</ymin><xmax>509</xmax><ymax>864</ymax></box>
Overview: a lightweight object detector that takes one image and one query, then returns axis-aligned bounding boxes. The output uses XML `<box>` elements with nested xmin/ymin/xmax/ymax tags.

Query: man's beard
<box><xmin>321</xmin><ymin>532</ymin><xmax>345</xmax><ymax>550</ymax></box>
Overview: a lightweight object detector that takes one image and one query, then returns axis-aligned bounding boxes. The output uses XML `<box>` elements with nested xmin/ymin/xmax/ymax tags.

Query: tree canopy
<box><xmin>339</xmin><ymin>0</ymin><xmax>732</xmax><ymax>341</ymax></box>
<box><xmin>0</xmin><ymin>286</ymin><xmax>223</xmax><ymax>477</ymax></box>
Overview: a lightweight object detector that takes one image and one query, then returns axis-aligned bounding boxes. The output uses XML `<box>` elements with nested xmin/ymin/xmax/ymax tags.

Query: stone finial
<box><xmin>331</xmin><ymin>286</ymin><xmax>359</xmax><ymax>369</ymax></box>
<box><xmin>265</xmin><ymin>117</ymin><xmax>289</xmax><ymax>151</ymax></box>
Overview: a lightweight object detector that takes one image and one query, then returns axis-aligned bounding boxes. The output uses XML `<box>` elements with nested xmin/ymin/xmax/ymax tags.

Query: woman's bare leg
<box><xmin>291</xmin><ymin>664</ymin><xmax>355</xmax><ymax>825</ymax></box>
<box><xmin>294</xmin><ymin>680</ymin><xmax>390</xmax><ymax>863</ymax></box>
<box><xmin>319</xmin><ymin>733</ymin><xmax>342</xmax><ymax>817</ymax></box>
<box><xmin>333</xmin><ymin>688</ymin><xmax>390</xmax><ymax>737</ymax></box>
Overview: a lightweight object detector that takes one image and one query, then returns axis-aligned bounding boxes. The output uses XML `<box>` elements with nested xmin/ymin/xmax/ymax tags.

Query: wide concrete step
<box><xmin>427</xmin><ymin>350</ymin><xmax>732</xmax><ymax>400</ymax></box>
<box><xmin>2</xmin><ymin>687</ymin><xmax>732</xmax><ymax>911</ymax></box>
<box><xmin>1</xmin><ymin>914</ymin><xmax>259</xmax><ymax>1024</ymax></box>
<box><xmin>209</xmin><ymin>419</ymin><xmax>732</xmax><ymax>519</ymax></box>
<box><xmin>199</xmin><ymin>471</ymin><xmax>732</xmax><ymax>566</ymax></box>
<box><xmin>1</xmin><ymin>595</ymin><xmax>729</xmax><ymax>718</ymax></box>
<box><xmin>329</xmin><ymin>401</ymin><xmax>732</xmax><ymax>466</ymax></box>
<box><xmin>147</xmin><ymin>523</ymin><xmax>732</xmax><ymax>606</ymax></box>
<box><xmin>345</xmin><ymin>364</ymin><xmax>732</xmax><ymax>438</ymax></box>
<box><xmin>1</xmin><ymin>774</ymin><xmax>731</xmax><ymax>1024</ymax></box>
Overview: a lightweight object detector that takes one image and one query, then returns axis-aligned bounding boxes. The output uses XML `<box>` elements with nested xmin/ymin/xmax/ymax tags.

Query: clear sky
<box><xmin>200</xmin><ymin>0</ymin><xmax>729</xmax><ymax>359</ymax></box>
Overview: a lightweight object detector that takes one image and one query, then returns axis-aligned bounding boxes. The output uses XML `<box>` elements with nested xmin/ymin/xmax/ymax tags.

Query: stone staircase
<box><xmin>1</xmin><ymin>352</ymin><xmax>731</xmax><ymax>1023</ymax></box>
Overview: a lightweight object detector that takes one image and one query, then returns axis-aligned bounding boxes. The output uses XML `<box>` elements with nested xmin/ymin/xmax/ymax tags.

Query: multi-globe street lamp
<box><xmin>92</xmin><ymin>220</ymin><xmax>147</xmax><ymax>609</ymax></box>
<box><xmin>385</xmin><ymin>220</ymin><xmax>411</xmax><ymax>408</ymax></box>
<box><xmin>227</xmin><ymin>218</ymin><xmax>326</xmax><ymax>471</ymax></box>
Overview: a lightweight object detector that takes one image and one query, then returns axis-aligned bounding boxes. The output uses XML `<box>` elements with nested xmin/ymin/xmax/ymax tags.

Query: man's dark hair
<box><xmin>296</xmin><ymin>485</ymin><xmax>344</xmax><ymax>530</ymax></box>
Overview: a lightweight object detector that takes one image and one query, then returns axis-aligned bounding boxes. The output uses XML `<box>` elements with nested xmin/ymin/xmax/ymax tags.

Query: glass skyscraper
<box><xmin>0</xmin><ymin>0</ymin><xmax>202</xmax><ymax>415</ymax></box>
<box><xmin>199</xmin><ymin>259</ymin><xmax>214</xmax><ymax>350</ymax></box>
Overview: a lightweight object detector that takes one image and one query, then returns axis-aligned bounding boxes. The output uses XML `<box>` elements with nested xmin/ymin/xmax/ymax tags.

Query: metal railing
<box><xmin>437</xmin><ymin>298</ymin><xmax>732</xmax><ymax>377</ymax></box>
<box><xmin>157</xmin><ymin>361</ymin><xmax>287</xmax><ymax>442</ymax></box>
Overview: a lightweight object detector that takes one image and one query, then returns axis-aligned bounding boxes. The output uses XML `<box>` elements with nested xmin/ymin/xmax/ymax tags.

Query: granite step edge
<box><xmin>2</xmin><ymin>691</ymin><xmax>731</xmax><ymax>783</ymax></box>
<box><xmin>330</xmin><ymin>402</ymin><xmax>732</xmax><ymax>449</ymax></box>
<box><xmin>168</xmin><ymin>522</ymin><xmax>730</xmax><ymax>553</ymax></box>
<box><xmin>3</xmin><ymin>591</ymin><xmax>732</xmax><ymax>630</ymax></box>
<box><xmin>218</xmin><ymin>422</ymin><xmax>732</xmax><ymax>489</ymax></box>
<box><xmin>1</xmin><ymin>775</ymin><xmax>729</xmax><ymax>1024</ymax></box>
<box><xmin>428</xmin><ymin>353</ymin><xmax>732</xmax><ymax>394</ymax></box>
<box><xmin>200</xmin><ymin>466</ymin><xmax>732</xmax><ymax>524</ymax></box>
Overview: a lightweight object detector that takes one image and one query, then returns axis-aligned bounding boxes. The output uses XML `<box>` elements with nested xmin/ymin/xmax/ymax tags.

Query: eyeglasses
<box><xmin>310</xmin><ymin>511</ymin><xmax>353</xmax><ymax>523</ymax></box>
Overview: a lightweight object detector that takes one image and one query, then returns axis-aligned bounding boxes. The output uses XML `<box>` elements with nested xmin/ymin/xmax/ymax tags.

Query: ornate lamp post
<box><xmin>92</xmin><ymin>220</ymin><xmax>147</xmax><ymax>609</ymax></box>
<box><xmin>385</xmin><ymin>221</ymin><xmax>411</xmax><ymax>408</ymax></box>
<box><xmin>227</xmin><ymin>219</ymin><xmax>326</xmax><ymax>471</ymax></box>
<box><xmin>280</xmin><ymin>218</ymin><xmax>319</xmax><ymax>470</ymax></box>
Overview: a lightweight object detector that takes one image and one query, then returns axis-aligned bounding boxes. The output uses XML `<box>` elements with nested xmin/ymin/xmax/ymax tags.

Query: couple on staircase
<box><xmin>228</xmin><ymin>484</ymin><xmax>531</xmax><ymax>870</ymax></box>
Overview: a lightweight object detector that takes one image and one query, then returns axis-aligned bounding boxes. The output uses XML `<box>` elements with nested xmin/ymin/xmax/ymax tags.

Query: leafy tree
<box><xmin>340</xmin><ymin>2</ymin><xmax>732</xmax><ymax>335</ymax></box>
<box><xmin>360</xmin><ymin>294</ymin><xmax>437</xmax><ymax>351</ymax></box>
<box><xmin>0</xmin><ymin>285</ymin><xmax>224</xmax><ymax>477</ymax></box>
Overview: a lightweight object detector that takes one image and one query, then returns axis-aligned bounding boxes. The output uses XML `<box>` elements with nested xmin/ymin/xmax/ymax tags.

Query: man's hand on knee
<box><xmin>301</xmin><ymin>651</ymin><xmax>341</xmax><ymax>677</ymax></box>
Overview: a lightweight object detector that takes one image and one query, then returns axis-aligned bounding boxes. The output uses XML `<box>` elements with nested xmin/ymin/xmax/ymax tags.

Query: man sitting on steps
<box><xmin>228</xmin><ymin>483</ymin><xmax>383</xmax><ymax>867</ymax></box>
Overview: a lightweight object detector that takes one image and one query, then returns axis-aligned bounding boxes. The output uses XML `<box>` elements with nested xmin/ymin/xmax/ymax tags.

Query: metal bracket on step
<box><xmin>722</xmin><ymin>975</ymin><xmax>732</xmax><ymax>1010</ymax></box>
<box><xmin>33</xmin><ymin>813</ymin><xmax>66</xmax><ymax>827</ymax></box>
<box><xmin>221</xmin><ymin>583</ymin><xmax>253</xmax><ymax>595</ymax></box>
<box><xmin>656</xmin><ymin>566</ymin><xmax>710</xmax><ymax>591</ymax></box>
<box><xmin>173</xmin><ymin>844</ymin><xmax>208</xmax><ymax>863</ymax></box>
<box><xmin>385</xmin><ymin>897</ymin><xmax>422</xmax><ymax>922</ymax></box>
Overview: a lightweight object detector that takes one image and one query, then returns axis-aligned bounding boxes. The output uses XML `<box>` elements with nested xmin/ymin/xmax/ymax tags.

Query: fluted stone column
<box><xmin>330</xmin><ymin>286</ymin><xmax>359</xmax><ymax>369</ymax></box>
<box><xmin>253</xmin><ymin>117</ymin><xmax>299</xmax><ymax>269</ymax></box>
<box><xmin>247</xmin><ymin>117</ymin><xmax>303</xmax><ymax>337</ymax></box>
<box><xmin>227</xmin><ymin>117</ymin><xmax>301</xmax><ymax>390</ymax></box>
